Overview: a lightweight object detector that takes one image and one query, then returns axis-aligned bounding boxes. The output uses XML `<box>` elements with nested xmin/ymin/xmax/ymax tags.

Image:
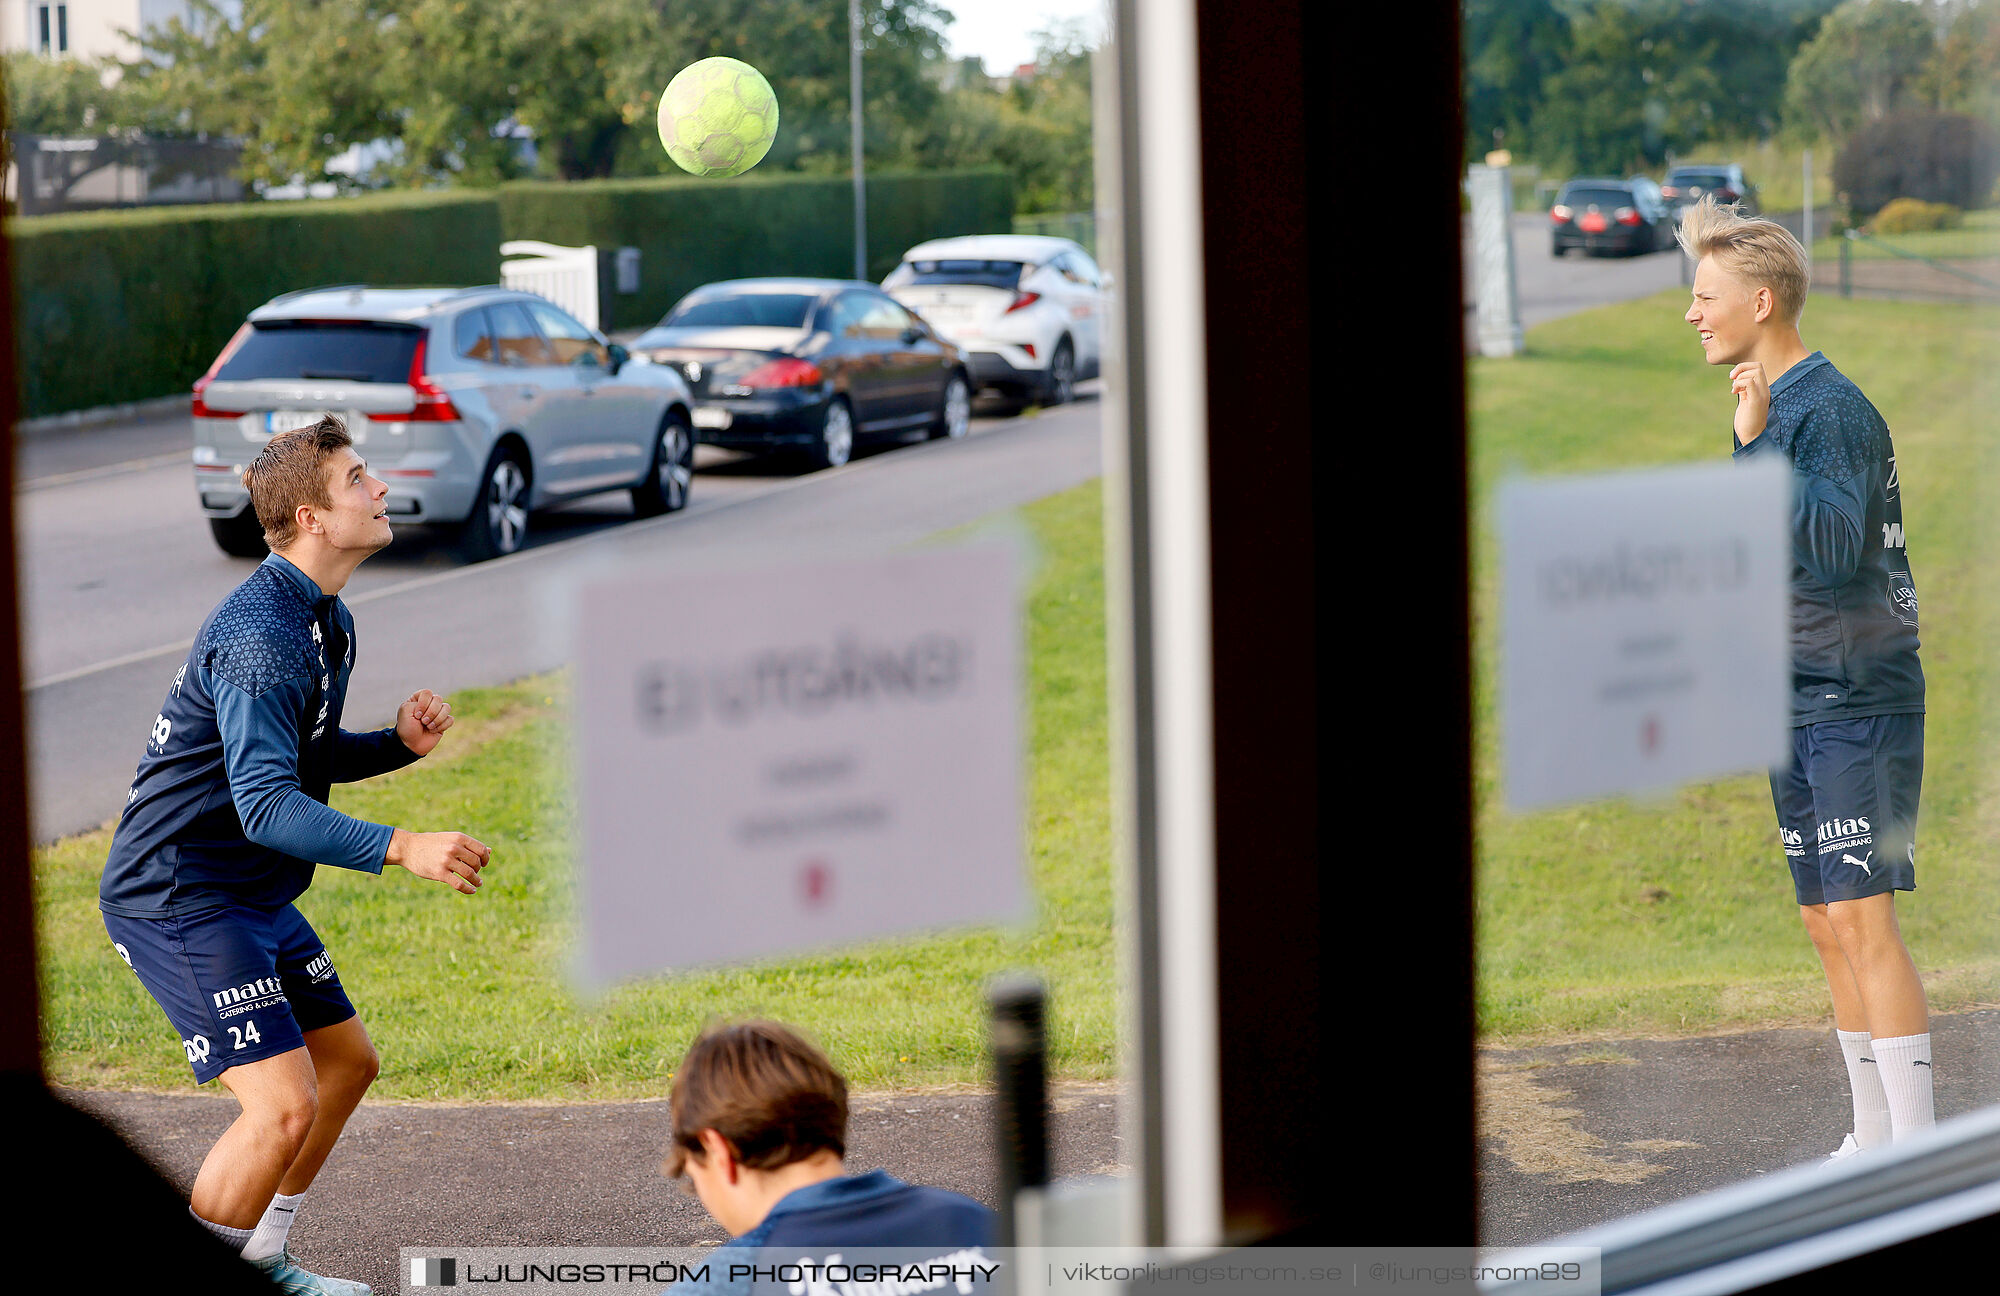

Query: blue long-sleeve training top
<box><xmin>663</xmin><ymin>1170</ymin><xmax>995</xmax><ymax>1296</ymax></box>
<box><xmin>1732</xmin><ymin>351</ymin><xmax>1924</xmax><ymax>726</ymax></box>
<box><xmin>99</xmin><ymin>553</ymin><xmax>419</xmax><ymax>918</ymax></box>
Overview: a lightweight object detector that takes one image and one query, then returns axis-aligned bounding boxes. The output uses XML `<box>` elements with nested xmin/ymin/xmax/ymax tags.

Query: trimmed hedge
<box><xmin>496</xmin><ymin>167</ymin><xmax>1014</xmax><ymax>328</ymax></box>
<box><xmin>9</xmin><ymin>169</ymin><xmax>1010</xmax><ymax>419</ymax></box>
<box><xmin>10</xmin><ymin>191</ymin><xmax>501</xmax><ymax>420</ymax></box>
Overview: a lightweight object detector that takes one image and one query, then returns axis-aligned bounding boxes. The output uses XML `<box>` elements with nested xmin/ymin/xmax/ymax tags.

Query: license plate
<box><xmin>692</xmin><ymin>406</ymin><xmax>733</xmax><ymax>430</ymax></box>
<box><xmin>267</xmin><ymin>409</ymin><xmax>328</xmax><ymax>435</ymax></box>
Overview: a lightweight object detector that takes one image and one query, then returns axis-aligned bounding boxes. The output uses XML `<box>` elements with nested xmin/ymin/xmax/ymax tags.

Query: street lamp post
<box><xmin>850</xmin><ymin>0</ymin><xmax>867</xmax><ymax>280</ymax></box>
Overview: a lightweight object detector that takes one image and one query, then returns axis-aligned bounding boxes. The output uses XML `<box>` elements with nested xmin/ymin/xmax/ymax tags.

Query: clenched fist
<box><xmin>396</xmin><ymin>688</ymin><xmax>454</xmax><ymax>757</ymax></box>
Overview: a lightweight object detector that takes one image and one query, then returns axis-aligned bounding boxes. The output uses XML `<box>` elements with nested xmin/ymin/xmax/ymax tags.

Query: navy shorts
<box><xmin>101</xmin><ymin>903</ymin><xmax>356</xmax><ymax>1084</ymax></box>
<box><xmin>1769</xmin><ymin>714</ymin><xmax>1923</xmax><ymax>906</ymax></box>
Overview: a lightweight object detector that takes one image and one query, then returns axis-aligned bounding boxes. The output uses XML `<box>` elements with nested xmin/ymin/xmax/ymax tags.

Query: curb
<box><xmin>14</xmin><ymin>394</ymin><xmax>187</xmax><ymax>440</ymax></box>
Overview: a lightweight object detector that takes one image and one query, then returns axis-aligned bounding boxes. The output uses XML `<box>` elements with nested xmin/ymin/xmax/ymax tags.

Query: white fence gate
<box><xmin>500</xmin><ymin>240</ymin><xmax>600</xmax><ymax>330</ymax></box>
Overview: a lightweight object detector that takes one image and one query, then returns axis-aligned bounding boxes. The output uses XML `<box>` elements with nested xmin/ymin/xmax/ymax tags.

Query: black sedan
<box><xmin>1549</xmin><ymin>177</ymin><xmax>1676</xmax><ymax>257</ymax></box>
<box><xmin>626</xmin><ymin>279</ymin><xmax>974</xmax><ymax>469</ymax></box>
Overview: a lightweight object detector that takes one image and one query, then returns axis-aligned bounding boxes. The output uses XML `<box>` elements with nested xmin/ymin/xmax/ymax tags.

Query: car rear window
<box><xmin>664</xmin><ymin>293</ymin><xmax>816</xmax><ymax>328</ymax></box>
<box><xmin>215</xmin><ymin>321</ymin><xmax>423</xmax><ymax>383</ymax></box>
<box><xmin>1559</xmin><ymin>187</ymin><xmax>1636</xmax><ymax>209</ymax></box>
<box><xmin>1668</xmin><ymin>171</ymin><xmax>1731</xmax><ymax>189</ymax></box>
<box><xmin>887</xmin><ymin>259</ymin><xmax>1026</xmax><ymax>289</ymax></box>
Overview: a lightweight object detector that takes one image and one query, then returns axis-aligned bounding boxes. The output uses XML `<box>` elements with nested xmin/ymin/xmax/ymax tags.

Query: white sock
<box><xmin>190</xmin><ymin>1207</ymin><xmax>253</xmax><ymax>1252</ymax></box>
<box><xmin>1870</xmin><ymin>1032</ymin><xmax>1936</xmax><ymax>1140</ymax></box>
<box><xmin>1837</xmin><ymin>1029</ymin><xmax>1893</xmax><ymax>1149</ymax></box>
<box><xmin>241</xmin><ymin>1190</ymin><xmax>306</xmax><ymax>1262</ymax></box>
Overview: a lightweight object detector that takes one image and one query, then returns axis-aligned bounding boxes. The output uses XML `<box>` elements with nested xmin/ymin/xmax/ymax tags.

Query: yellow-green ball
<box><xmin>658</xmin><ymin>57</ymin><xmax>779</xmax><ymax>179</ymax></box>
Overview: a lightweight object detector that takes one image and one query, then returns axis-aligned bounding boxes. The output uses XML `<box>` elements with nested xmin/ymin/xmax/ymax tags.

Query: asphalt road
<box><xmin>1464</xmin><ymin>210</ymin><xmax>1688</xmax><ymax>350</ymax></box>
<box><xmin>66</xmin><ymin>1081</ymin><xmax>1124</xmax><ymax>1295</ymax></box>
<box><xmin>16</xmin><ymin>389</ymin><xmax>1103</xmax><ymax>844</ymax></box>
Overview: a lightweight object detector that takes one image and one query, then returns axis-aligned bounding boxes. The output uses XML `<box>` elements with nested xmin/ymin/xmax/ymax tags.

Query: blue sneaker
<box><xmin>246</xmin><ymin>1249</ymin><xmax>372</xmax><ymax>1295</ymax></box>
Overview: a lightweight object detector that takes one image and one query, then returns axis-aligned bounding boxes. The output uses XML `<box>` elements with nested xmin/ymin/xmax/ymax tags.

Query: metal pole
<box><xmin>849</xmin><ymin>0</ymin><xmax>867</xmax><ymax>280</ymax></box>
<box><xmin>989</xmin><ymin>976</ymin><xmax>1049</xmax><ymax>1248</ymax></box>
<box><xmin>1803</xmin><ymin>148</ymin><xmax>1814</xmax><ymax>272</ymax></box>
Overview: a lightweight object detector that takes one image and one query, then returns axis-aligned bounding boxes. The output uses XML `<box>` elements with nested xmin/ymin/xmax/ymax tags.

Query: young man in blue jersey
<box><xmin>1680</xmin><ymin>197</ymin><xmax>1933</xmax><ymax>1160</ymax></box>
<box><xmin>99</xmin><ymin>417</ymin><xmax>491</xmax><ymax>1293</ymax></box>
<box><xmin>662</xmin><ymin>1022</ymin><xmax>995</xmax><ymax>1296</ymax></box>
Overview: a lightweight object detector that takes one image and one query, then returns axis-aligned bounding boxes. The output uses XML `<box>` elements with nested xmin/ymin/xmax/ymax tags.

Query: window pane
<box><xmin>664</xmin><ymin>292</ymin><xmax>815</xmax><ymax>328</ymax></box>
<box><xmin>525</xmin><ymin>300</ymin><xmax>607</xmax><ymax>366</ymax></box>
<box><xmin>213</xmin><ymin>322</ymin><xmax>421</xmax><ymax>384</ymax></box>
<box><xmin>486</xmin><ymin>301</ymin><xmax>556</xmax><ymax>367</ymax></box>
<box><xmin>454</xmin><ymin>309</ymin><xmax>496</xmax><ymax>364</ymax></box>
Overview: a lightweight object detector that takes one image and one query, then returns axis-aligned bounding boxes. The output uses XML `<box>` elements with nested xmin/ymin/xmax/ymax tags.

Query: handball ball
<box><xmin>658</xmin><ymin>57</ymin><xmax>779</xmax><ymax>178</ymax></box>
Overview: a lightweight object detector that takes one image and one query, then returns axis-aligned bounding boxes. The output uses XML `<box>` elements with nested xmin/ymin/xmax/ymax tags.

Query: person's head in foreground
<box><xmin>1679</xmin><ymin>195</ymin><xmax>1811</xmax><ymax>370</ymax></box>
<box><xmin>242</xmin><ymin>414</ymin><xmax>392</xmax><ymax>562</ymax></box>
<box><xmin>665</xmin><ymin>1020</ymin><xmax>850</xmax><ymax>1237</ymax></box>
<box><xmin>662</xmin><ymin>1020</ymin><xmax>994</xmax><ymax>1254</ymax></box>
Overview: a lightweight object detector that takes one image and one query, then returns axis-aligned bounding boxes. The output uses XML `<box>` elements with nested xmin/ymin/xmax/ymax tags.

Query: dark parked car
<box><xmin>626</xmin><ymin>279</ymin><xmax>973</xmax><ymax>470</ymax></box>
<box><xmin>1550</xmin><ymin>177</ymin><xmax>1676</xmax><ymax>257</ymax></box>
<box><xmin>1662</xmin><ymin>163</ymin><xmax>1758</xmax><ymax>216</ymax></box>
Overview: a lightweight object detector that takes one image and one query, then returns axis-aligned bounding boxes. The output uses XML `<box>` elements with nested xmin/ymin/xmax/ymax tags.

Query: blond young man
<box><xmin>1679</xmin><ymin>197</ymin><xmax>1932</xmax><ymax>1159</ymax></box>
<box><xmin>99</xmin><ymin>417</ymin><xmax>491</xmax><ymax>1292</ymax></box>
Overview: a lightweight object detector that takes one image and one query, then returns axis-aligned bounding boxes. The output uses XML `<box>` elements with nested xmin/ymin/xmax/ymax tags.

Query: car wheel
<box><xmin>460</xmin><ymin>447</ymin><xmax>529</xmax><ymax>562</ymax></box>
<box><xmin>631</xmin><ymin>411</ymin><xmax>693</xmax><ymax>517</ymax></box>
<box><xmin>1041</xmin><ymin>340</ymin><xmax>1076</xmax><ymax>406</ymax></box>
<box><xmin>810</xmin><ymin>397</ymin><xmax>854</xmax><ymax>470</ymax></box>
<box><xmin>929</xmin><ymin>372</ymin><xmax>972</xmax><ymax>440</ymax></box>
<box><xmin>208</xmin><ymin>511</ymin><xmax>267</xmax><ymax>559</ymax></box>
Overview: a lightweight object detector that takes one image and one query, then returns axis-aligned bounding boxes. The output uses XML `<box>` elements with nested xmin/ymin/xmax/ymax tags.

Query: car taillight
<box><xmin>1003</xmin><ymin>291</ymin><xmax>1041</xmax><ymax>314</ymax></box>
<box><xmin>1615</xmin><ymin>207</ymin><xmax>1643</xmax><ymax>226</ymax></box>
<box><xmin>738</xmin><ymin>357</ymin><xmax>825</xmax><ymax>389</ymax></box>
<box><xmin>1716</xmin><ymin>188</ymin><xmax>1737</xmax><ymax>202</ymax></box>
<box><xmin>1550</xmin><ymin>205</ymin><xmax>1573</xmax><ymax>223</ymax></box>
<box><xmin>192</xmin><ymin>323</ymin><xmax>252</xmax><ymax>418</ymax></box>
<box><xmin>370</xmin><ymin>334</ymin><xmax>463</xmax><ymax>422</ymax></box>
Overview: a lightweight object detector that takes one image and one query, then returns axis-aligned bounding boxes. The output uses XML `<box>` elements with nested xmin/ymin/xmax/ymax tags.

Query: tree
<box><xmin>1461</xmin><ymin>0</ymin><xmax>1571</xmax><ymax>162</ymax></box>
<box><xmin>1784</xmin><ymin>0</ymin><xmax>1937</xmax><ymax>141</ymax></box>
<box><xmin>1462</xmin><ymin>0</ymin><xmax>1838</xmax><ymax>174</ymax></box>
<box><xmin>1920</xmin><ymin>0</ymin><xmax>2000</xmax><ymax>127</ymax></box>
<box><xmin>109</xmin><ymin>0</ymin><xmax>957</xmax><ymax>187</ymax></box>
<box><xmin>1833</xmin><ymin>109</ymin><xmax>1999</xmax><ymax>217</ymax></box>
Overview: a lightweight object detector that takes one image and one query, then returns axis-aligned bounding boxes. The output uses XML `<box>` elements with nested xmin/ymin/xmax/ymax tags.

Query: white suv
<box><xmin>883</xmin><ymin>235</ymin><xmax>1104</xmax><ymax>406</ymax></box>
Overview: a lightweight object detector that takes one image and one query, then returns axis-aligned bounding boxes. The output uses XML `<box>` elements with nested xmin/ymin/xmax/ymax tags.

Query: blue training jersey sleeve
<box><xmin>1792</xmin><ymin>462</ymin><xmax>1868</xmax><ymax>589</ymax></box>
<box><xmin>213</xmin><ymin>673</ymin><xmax>392</xmax><ymax>874</ymax></box>
<box><xmin>332</xmin><ymin>725</ymin><xmax>421</xmax><ymax>783</ymax></box>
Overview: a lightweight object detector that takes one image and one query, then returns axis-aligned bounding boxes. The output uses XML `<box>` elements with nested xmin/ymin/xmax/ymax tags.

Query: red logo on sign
<box><xmin>800</xmin><ymin>859</ymin><xmax>833</xmax><ymax>908</ymax></box>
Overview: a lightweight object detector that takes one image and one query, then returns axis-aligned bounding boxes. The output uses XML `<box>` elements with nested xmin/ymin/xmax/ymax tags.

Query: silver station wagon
<box><xmin>191</xmin><ymin>285</ymin><xmax>695</xmax><ymax>561</ymax></box>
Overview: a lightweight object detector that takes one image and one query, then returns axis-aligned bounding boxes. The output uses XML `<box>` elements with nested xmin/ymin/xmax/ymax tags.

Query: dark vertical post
<box><xmin>1104</xmin><ymin>0</ymin><xmax>1472</xmax><ymax>1245</ymax></box>
<box><xmin>989</xmin><ymin>975</ymin><xmax>1050</xmax><ymax>1246</ymax></box>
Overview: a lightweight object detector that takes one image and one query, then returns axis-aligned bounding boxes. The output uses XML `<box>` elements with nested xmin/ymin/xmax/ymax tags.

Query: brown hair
<box><xmin>663</xmin><ymin>1021</ymin><xmax>848</xmax><ymax>1178</ymax></box>
<box><xmin>1676</xmin><ymin>195</ymin><xmax>1810</xmax><ymax>324</ymax></box>
<box><xmin>242</xmin><ymin>415</ymin><xmax>352</xmax><ymax>550</ymax></box>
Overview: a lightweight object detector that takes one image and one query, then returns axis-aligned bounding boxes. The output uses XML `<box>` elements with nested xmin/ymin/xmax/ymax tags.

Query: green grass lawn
<box><xmin>1812</xmin><ymin>210</ymin><xmax>2000</xmax><ymax>265</ymax></box>
<box><xmin>37</xmin><ymin>482</ymin><xmax>1114</xmax><ymax>1099</ymax></box>
<box><xmin>1472</xmin><ymin>291</ymin><xmax>2000</xmax><ymax>1043</ymax></box>
<box><xmin>42</xmin><ymin>293</ymin><xmax>2000</xmax><ymax>1096</ymax></box>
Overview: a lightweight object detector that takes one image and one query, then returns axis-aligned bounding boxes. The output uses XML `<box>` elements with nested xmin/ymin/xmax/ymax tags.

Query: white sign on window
<box><xmin>571</xmin><ymin>544</ymin><xmax>1024</xmax><ymax>986</ymax></box>
<box><xmin>1500</xmin><ymin>458</ymin><xmax>1790</xmax><ymax>811</ymax></box>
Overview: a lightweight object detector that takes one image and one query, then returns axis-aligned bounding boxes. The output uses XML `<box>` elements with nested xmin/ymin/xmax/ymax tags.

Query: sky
<box><xmin>939</xmin><ymin>0</ymin><xmax>1106</xmax><ymax>75</ymax></box>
